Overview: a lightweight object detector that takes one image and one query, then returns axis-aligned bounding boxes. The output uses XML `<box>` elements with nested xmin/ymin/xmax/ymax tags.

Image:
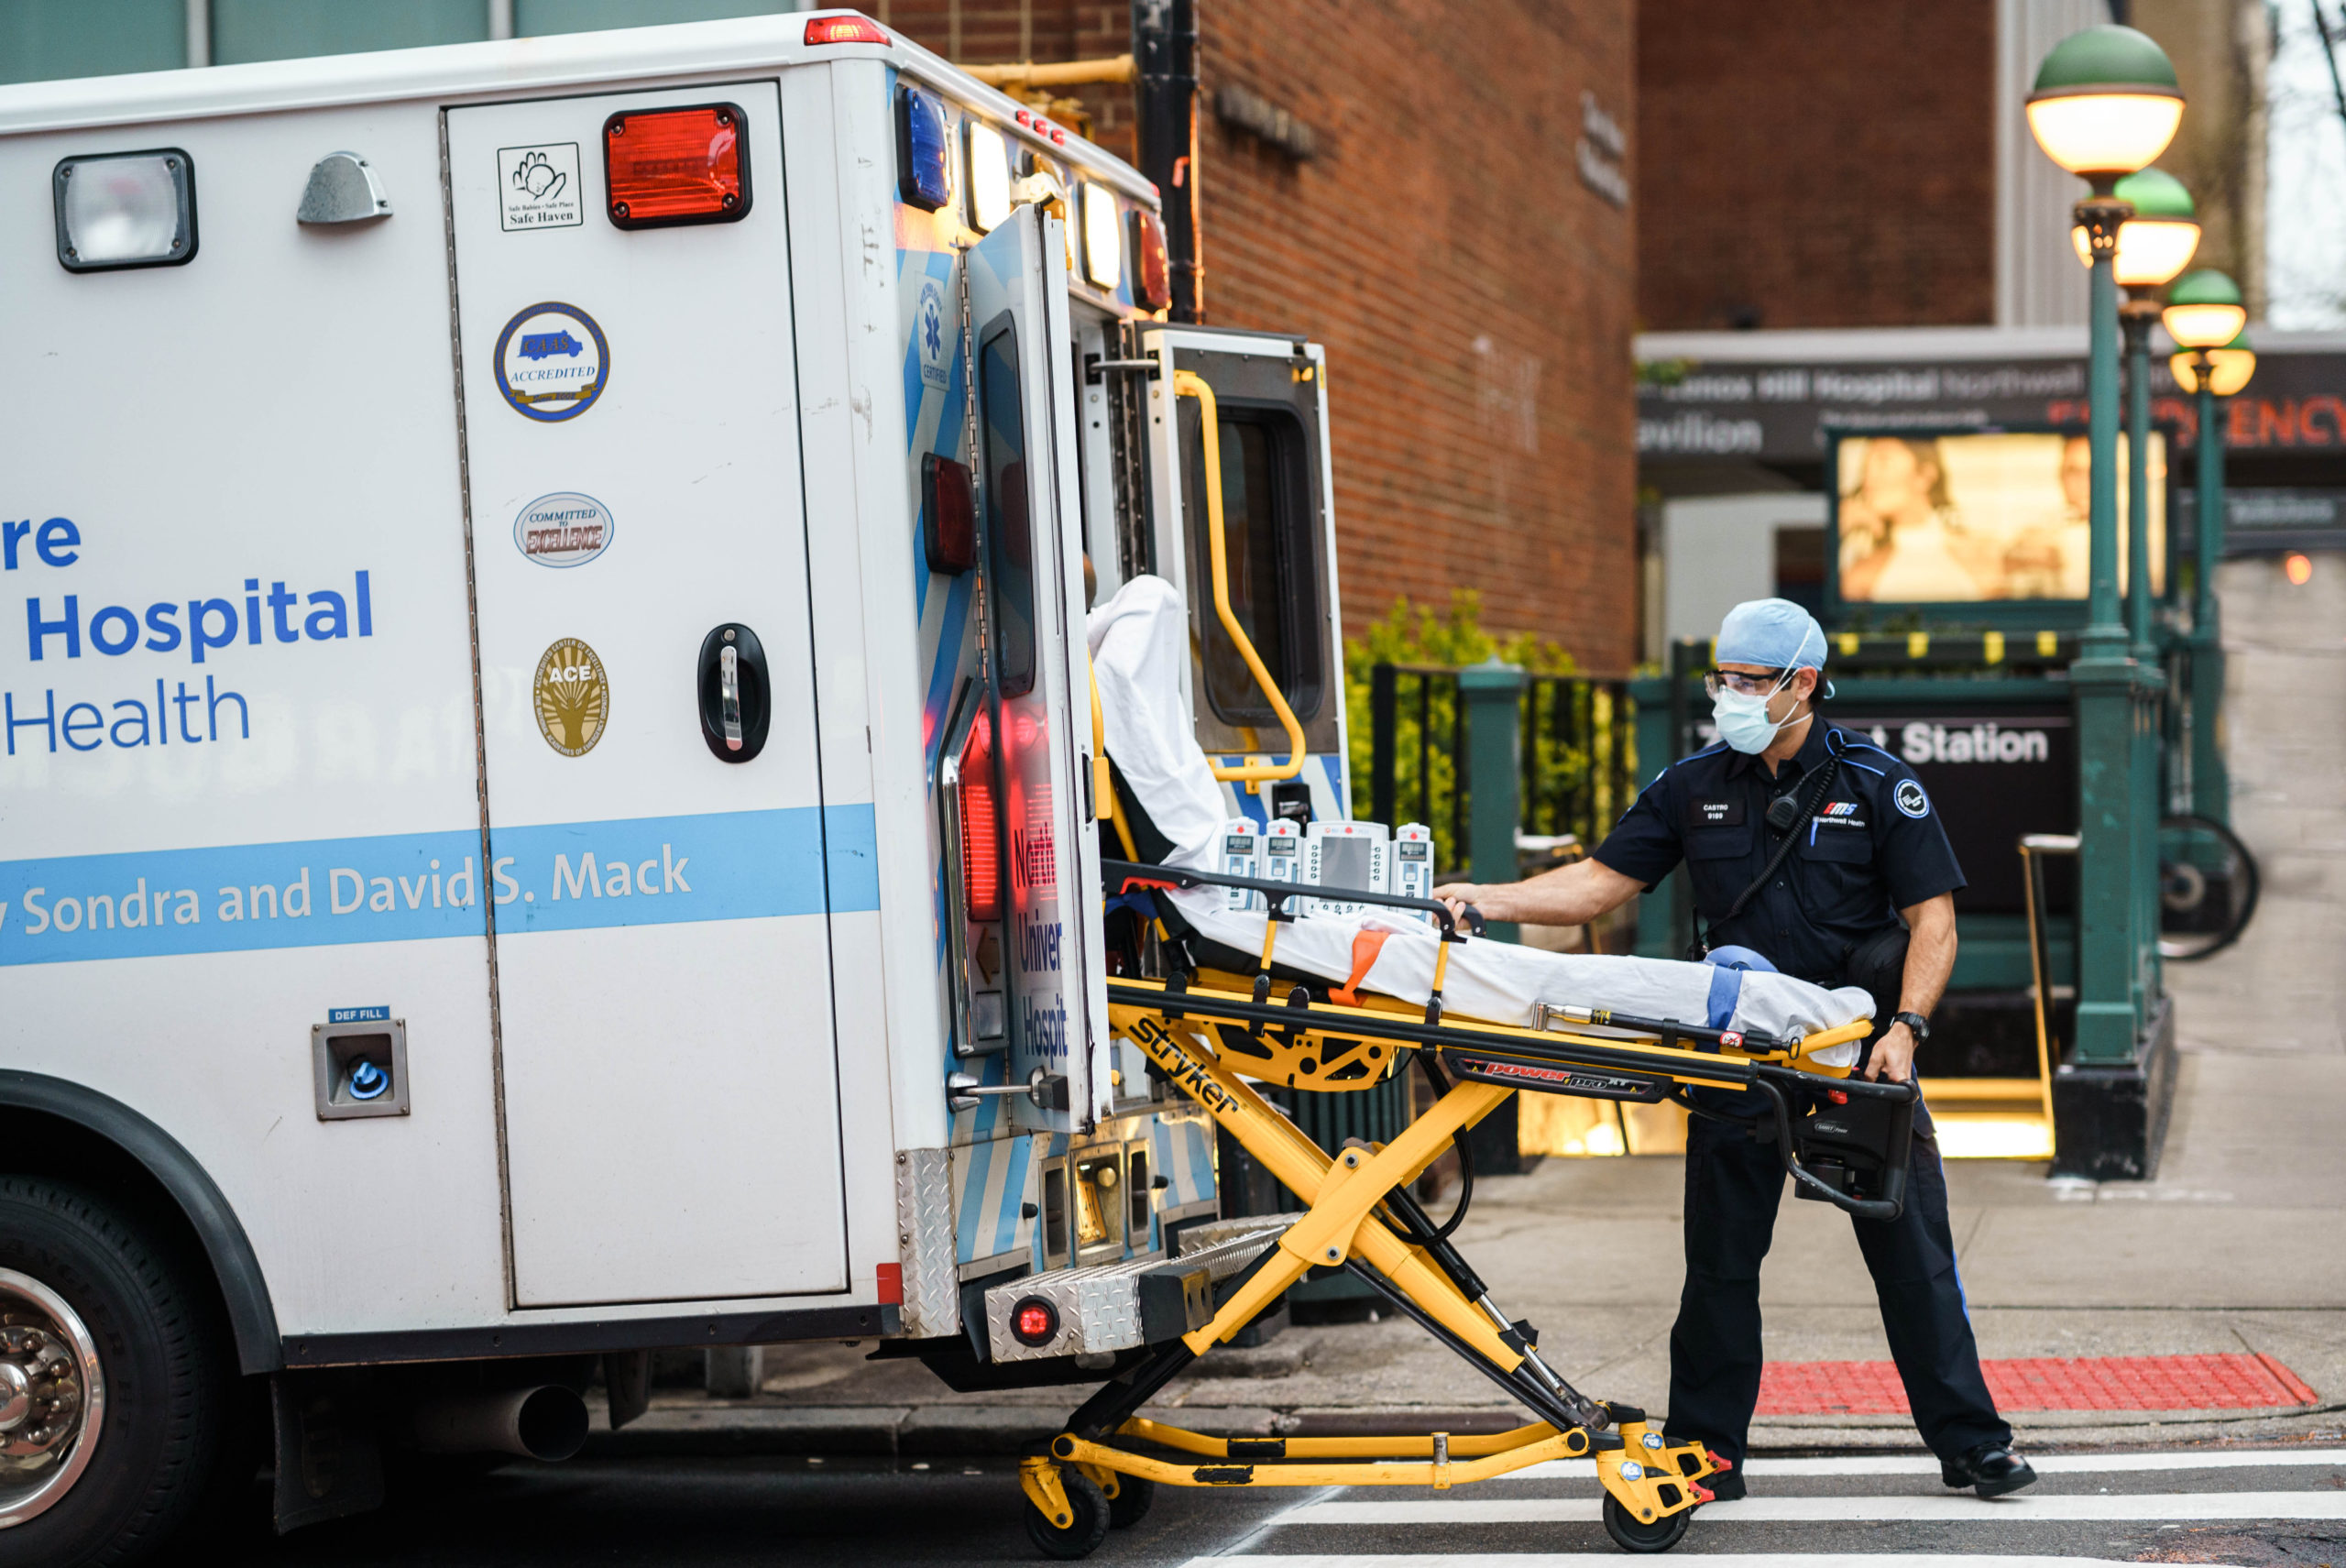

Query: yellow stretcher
<box><xmin>1011</xmin><ymin>858</ymin><xmax>1919</xmax><ymax>1559</ymax></box>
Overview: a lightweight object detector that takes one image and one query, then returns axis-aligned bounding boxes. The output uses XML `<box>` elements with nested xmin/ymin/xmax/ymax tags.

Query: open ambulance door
<box><xmin>1137</xmin><ymin>327</ymin><xmax>1348</xmax><ymax>822</ymax></box>
<box><xmin>959</xmin><ymin>204</ymin><xmax>1112</xmax><ymax>1130</ymax></box>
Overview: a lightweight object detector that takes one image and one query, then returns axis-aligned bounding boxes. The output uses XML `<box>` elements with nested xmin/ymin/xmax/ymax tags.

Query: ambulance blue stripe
<box><xmin>922</xmin><ymin>572</ymin><xmax>975</xmax><ymax>768</ymax></box>
<box><xmin>0</xmin><ymin>806</ymin><xmax>880</xmax><ymax>967</ymax></box>
<box><xmin>956</xmin><ymin>1133</ymin><xmax>994</xmax><ymax>1263</ymax></box>
<box><xmin>992</xmin><ymin>1134</ymin><xmax>1034</xmax><ymax>1255</ymax></box>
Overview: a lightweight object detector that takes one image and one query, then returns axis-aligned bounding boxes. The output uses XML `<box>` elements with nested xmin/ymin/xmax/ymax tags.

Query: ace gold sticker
<box><xmin>534</xmin><ymin>637</ymin><xmax>608</xmax><ymax>757</ymax></box>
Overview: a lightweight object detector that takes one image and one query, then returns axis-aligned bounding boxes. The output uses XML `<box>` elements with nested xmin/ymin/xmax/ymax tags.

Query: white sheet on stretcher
<box><xmin>1086</xmin><ymin>575</ymin><xmax>1872</xmax><ymax>1063</ymax></box>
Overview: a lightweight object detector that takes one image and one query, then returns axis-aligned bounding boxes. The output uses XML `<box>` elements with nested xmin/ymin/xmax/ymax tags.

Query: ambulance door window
<box><xmin>979</xmin><ymin>318</ymin><xmax>1038</xmax><ymax>698</ymax></box>
<box><xmin>1185</xmin><ymin>401</ymin><xmax>1322</xmax><ymax>724</ymax></box>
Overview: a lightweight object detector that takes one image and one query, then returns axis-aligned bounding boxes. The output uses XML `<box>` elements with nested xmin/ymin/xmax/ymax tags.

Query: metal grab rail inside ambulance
<box><xmin>1175</xmin><ymin>368</ymin><xmax>1307</xmax><ymax>784</ymax></box>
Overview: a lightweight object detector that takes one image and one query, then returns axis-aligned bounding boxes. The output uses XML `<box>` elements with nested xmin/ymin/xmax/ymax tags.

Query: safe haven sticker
<box><xmin>534</xmin><ymin>637</ymin><xmax>608</xmax><ymax>757</ymax></box>
<box><xmin>513</xmin><ymin>492</ymin><xmax>614</xmax><ymax>567</ymax></box>
<box><xmin>494</xmin><ymin>302</ymin><xmax>608</xmax><ymax>422</ymax></box>
<box><xmin>499</xmin><ymin>143</ymin><xmax>583</xmax><ymax>230</ymax></box>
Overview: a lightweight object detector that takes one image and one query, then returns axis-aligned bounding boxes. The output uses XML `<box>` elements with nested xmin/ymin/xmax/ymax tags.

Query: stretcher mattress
<box><xmin>1087</xmin><ymin>575</ymin><xmax>1873</xmax><ymax>1062</ymax></box>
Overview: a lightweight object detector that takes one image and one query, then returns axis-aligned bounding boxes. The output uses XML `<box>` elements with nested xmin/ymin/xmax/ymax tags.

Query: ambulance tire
<box><xmin>0</xmin><ymin>1176</ymin><xmax>247</xmax><ymax>1568</ymax></box>
<box><xmin>1602</xmin><ymin>1492</ymin><xmax>1692</xmax><ymax>1553</ymax></box>
<box><xmin>1105</xmin><ymin>1473</ymin><xmax>1155</xmax><ymax>1528</ymax></box>
<box><xmin>1025</xmin><ymin>1468</ymin><xmax>1111</xmax><ymax>1559</ymax></box>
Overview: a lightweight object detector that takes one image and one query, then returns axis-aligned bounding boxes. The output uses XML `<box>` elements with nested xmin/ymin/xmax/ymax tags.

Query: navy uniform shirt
<box><xmin>1593</xmin><ymin>718</ymin><xmax>1966</xmax><ymax>986</ymax></box>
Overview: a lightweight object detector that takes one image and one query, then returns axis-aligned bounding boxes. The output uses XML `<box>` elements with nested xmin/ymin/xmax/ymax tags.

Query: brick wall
<box><xmin>884</xmin><ymin>0</ymin><xmax>1639</xmax><ymax>671</ymax></box>
<box><xmin>1637</xmin><ymin>0</ymin><xmax>1995</xmax><ymax>331</ymax></box>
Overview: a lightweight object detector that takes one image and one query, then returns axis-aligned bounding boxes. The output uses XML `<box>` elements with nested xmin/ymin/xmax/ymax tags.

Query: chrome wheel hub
<box><xmin>0</xmin><ymin>1269</ymin><xmax>104</xmax><ymax>1528</ymax></box>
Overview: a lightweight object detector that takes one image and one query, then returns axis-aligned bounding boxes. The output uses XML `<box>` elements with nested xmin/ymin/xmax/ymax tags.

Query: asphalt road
<box><xmin>233</xmin><ymin>1446</ymin><xmax>2346</xmax><ymax>1567</ymax></box>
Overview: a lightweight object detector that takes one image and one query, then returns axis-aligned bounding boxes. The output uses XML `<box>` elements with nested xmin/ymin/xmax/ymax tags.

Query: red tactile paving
<box><xmin>1757</xmin><ymin>1354</ymin><xmax>2319</xmax><ymax>1415</ymax></box>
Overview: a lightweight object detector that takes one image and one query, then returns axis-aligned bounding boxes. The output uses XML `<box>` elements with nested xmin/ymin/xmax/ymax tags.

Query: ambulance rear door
<box><xmin>962</xmin><ymin>203</ymin><xmax>1110</xmax><ymax>1130</ymax></box>
<box><xmin>1139</xmin><ymin>327</ymin><xmax>1348</xmax><ymax>821</ymax></box>
<box><xmin>445</xmin><ymin>84</ymin><xmax>848</xmax><ymax>1307</ymax></box>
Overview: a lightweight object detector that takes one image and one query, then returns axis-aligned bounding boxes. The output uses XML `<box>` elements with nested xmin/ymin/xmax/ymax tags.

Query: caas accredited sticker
<box><xmin>534</xmin><ymin>637</ymin><xmax>608</xmax><ymax>757</ymax></box>
<box><xmin>513</xmin><ymin>492</ymin><xmax>614</xmax><ymax>567</ymax></box>
<box><xmin>494</xmin><ymin>302</ymin><xmax>608</xmax><ymax>422</ymax></box>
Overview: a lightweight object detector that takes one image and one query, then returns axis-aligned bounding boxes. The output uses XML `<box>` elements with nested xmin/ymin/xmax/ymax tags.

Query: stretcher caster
<box><xmin>1603</xmin><ymin>1492</ymin><xmax>1693</xmax><ymax>1553</ymax></box>
<box><xmin>1023</xmin><ymin>1465</ymin><xmax>1110</xmax><ymax>1559</ymax></box>
<box><xmin>1102</xmin><ymin>1472</ymin><xmax>1155</xmax><ymax>1528</ymax></box>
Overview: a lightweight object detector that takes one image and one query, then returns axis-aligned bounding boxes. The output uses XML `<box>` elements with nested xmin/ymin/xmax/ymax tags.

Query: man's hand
<box><xmin>1864</xmin><ymin>1021</ymin><xmax>1918</xmax><ymax>1083</ymax></box>
<box><xmin>1431</xmin><ymin>883</ymin><xmax>1483</xmax><ymax>934</ymax></box>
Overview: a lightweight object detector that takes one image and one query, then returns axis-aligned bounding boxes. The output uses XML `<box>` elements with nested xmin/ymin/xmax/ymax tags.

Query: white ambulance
<box><xmin>0</xmin><ymin>12</ymin><xmax>1346</xmax><ymax>1558</ymax></box>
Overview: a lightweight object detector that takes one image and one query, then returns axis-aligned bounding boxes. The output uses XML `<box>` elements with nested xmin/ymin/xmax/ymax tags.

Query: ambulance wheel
<box><xmin>1105</xmin><ymin>1473</ymin><xmax>1155</xmax><ymax>1528</ymax></box>
<box><xmin>1025</xmin><ymin>1468</ymin><xmax>1110</xmax><ymax>1559</ymax></box>
<box><xmin>1603</xmin><ymin>1492</ymin><xmax>1692</xmax><ymax>1553</ymax></box>
<box><xmin>0</xmin><ymin>1176</ymin><xmax>246</xmax><ymax>1568</ymax></box>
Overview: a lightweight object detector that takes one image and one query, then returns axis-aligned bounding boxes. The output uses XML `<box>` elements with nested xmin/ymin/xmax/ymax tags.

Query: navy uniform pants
<box><xmin>1661</xmin><ymin>1088</ymin><xmax>2009</xmax><ymax>1486</ymax></box>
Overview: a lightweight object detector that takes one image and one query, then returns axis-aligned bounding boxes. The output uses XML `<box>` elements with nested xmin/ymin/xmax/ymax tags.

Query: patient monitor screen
<box><xmin>1319</xmin><ymin>836</ymin><xmax>1372</xmax><ymax>891</ymax></box>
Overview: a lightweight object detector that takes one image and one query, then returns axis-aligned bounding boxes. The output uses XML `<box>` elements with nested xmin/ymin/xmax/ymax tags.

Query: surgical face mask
<box><xmin>1713</xmin><ymin>671</ymin><xmax>1798</xmax><ymax>754</ymax></box>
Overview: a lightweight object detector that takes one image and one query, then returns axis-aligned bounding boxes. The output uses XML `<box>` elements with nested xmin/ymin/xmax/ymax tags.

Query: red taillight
<box><xmin>922</xmin><ymin>454</ymin><xmax>976</xmax><ymax>575</ymax></box>
<box><xmin>805</xmin><ymin>15</ymin><xmax>889</xmax><ymax>45</ymax></box>
<box><xmin>959</xmin><ymin>712</ymin><xmax>1003</xmax><ymax>922</ymax></box>
<box><xmin>1130</xmin><ymin>210</ymin><xmax>1170</xmax><ymax>312</ymax></box>
<box><xmin>605</xmin><ymin>104</ymin><xmax>748</xmax><ymax>228</ymax></box>
<box><xmin>1010</xmin><ymin>1296</ymin><xmax>1058</xmax><ymax>1346</ymax></box>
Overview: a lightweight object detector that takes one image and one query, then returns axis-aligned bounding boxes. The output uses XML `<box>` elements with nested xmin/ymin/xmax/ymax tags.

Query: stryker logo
<box><xmin>1899</xmin><ymin>721</ymin><xmax>2048</xmax><ymax>765</ymax></box>
<box><xmin>1125</xmin><ymin>1014</ymin><xmax>1237</xmax><ymax>1113</ymax></box>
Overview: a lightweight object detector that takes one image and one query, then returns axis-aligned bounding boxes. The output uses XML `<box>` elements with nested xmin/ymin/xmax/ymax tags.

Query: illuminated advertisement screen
<box><xmin>1830</xmin><ymin>431</ymin><xmax>2166</xmax><ymax>605</ymax></box>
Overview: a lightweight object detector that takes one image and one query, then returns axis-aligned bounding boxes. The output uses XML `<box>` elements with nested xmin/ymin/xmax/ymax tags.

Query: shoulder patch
<box><xmin>1893</xmin><ymin>778</ymin><xmax>1930</xmax><ymax>819</ymax></box>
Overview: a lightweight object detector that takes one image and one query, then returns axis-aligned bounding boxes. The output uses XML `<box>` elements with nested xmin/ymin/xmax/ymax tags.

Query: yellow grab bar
<box><xmin>1087</xmin><ymin>662</ymin><xmax>1115</xmax><ymax>827</ymax></box>
<box><xmin>1173</xmin><ymin>368</ymin><xmax>1307</xmax><ymax>784</ymax></box>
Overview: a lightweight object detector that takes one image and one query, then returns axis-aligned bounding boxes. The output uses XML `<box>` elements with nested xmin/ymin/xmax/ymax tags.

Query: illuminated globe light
<box><xmin>2026</xmin><ymin>25</ymin><xmax>2185</xmax><ymax>180</ymax></box>
<box><xmin>2169</xmin><ymin>331</ymin><xmax>2256</xmax><ymax>397</ymax></box>
<box><xmin>2070</xmin><ymin>168</ymin><xmax>2198</xmax><ymax>284</ymax></box>
<box><xmin>2162</xmin><ymin>269</ymin><xmax>2249</xmax><ymax>349</ymax></box>
<box><xmin>2286</xmin><ymin>554</ymin><xmax>2314</xmax><ymax>587</ymax></box>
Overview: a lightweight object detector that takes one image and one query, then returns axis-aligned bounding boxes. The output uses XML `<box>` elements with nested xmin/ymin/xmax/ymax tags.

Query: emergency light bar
<box><xmin>604</xmin><ymin>104</ymin><xmax>749</xmax><ymax>229</ymax></box>
<box><xmin>1080</xmin><ymin>181</ymin><xmax>1122</xmax><ymax>291</ymax></box>
<box><xmin>1130</xmin><ymin>209</ymin><xmax>1170</xmax><ymax>312</ymax></box>
<box><xmin>897</xmin><ymin>88</ymin><xmax>952</xmax><ymax>212</ymax></box>
<box><xmin>54</xmin><ymin>148</ymin><xmax>195</xmax><ymax>272</ymax></box>
<box><xmin>966</xmin><ymin>121</ymin><xmax>1012</xmax><ymax>234</ymax></box>
<box><xmin>804</xmin><ymin>15</ymin><xmax>889</xmax><ymax>45</ymax></box>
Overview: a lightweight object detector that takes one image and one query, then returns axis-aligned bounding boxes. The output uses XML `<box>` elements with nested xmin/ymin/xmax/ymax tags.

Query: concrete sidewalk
<box><xmin>593</xmin><ymin>556</ymin><xmax>2345</xmax><ymax>1461</ymax></box>
<box><xmin>593</xmin><ymin>1038</ymin><xmax>2346</xmax><ymax>1457</ymax></box>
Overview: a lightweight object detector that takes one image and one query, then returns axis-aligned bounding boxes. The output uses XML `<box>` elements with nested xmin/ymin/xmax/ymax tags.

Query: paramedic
<box><xmin>1433</xmin><ymin>598</ymin><xmax>2034</xmax><ymax>1500</ymax></box>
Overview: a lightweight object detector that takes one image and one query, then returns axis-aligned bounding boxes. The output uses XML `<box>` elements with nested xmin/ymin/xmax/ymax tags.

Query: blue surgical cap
<box><xmin>1716</xmin><ymin>598</ymin><xmax>1827</xmax><ymax>673</ymax></box>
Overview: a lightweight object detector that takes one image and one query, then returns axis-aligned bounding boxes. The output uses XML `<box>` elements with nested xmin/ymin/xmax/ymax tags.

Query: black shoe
<box><xmin>1940</xmin><ymin>1442</ymin><xmax>2036</xmax><ymax>1497</ymax></box>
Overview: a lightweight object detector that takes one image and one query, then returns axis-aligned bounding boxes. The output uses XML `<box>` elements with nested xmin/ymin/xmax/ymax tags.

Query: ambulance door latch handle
<box><xmin>719</xmin><ymin>645</ymin><xmax>743</xmax><ymax>751</ymax></box>
<box><xmin>697</xmin><ymin>624</ymin><xmax>770</xmax><ymax>762</ymax></box>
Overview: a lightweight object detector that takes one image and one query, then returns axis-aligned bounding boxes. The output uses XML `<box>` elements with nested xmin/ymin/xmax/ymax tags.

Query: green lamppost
<box><xmin>2164</xmin><ymin>269</ymin><xmax>2253</xmax><ymax>826</ymax></box>
<box><xmin>2026</xmin><ymin>25</ymin><xmax>2184</xmax><ymax>1087</ymax></box>
<box><xmin>2077</xmin><ymin>167</ymin><xmax>2199</xmax><ymax>1005</ymax></box>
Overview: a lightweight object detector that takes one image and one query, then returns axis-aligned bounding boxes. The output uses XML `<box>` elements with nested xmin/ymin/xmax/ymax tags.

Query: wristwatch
<box><xmin>1891</xmin><ymin>1010</ymin><xmax>1931</xmax><ymax>1041</ymax></box>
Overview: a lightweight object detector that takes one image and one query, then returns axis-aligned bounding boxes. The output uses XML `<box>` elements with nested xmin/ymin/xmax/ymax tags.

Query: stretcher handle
<box><xmin>1174</xmin><ymin>369</ymin><xmax>1308</xmax><ymax>784</ymax></box>
<box><xmin>1102</xmin><ymin>857</ymin><xmax>1484</xmax><ymax>942</ymax></box>
<box><xmin>1749</xmin><ymin>1076</ymin><xmax>1913</xmax><ymax>1222</ymax></box>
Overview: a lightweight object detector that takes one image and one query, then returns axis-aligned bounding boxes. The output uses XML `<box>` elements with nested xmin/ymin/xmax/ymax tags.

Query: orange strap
<box><xmin>1329</xmin><ymin>928</ymin><xmax>1393</xmax><ymax>1007</ymax></box>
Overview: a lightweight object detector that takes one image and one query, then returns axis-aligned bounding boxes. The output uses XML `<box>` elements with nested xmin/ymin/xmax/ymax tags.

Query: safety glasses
<box><xmin>1704</xmin><ymin>667</ymin><xmax>1787</xmax><ymax>699</ymax></box>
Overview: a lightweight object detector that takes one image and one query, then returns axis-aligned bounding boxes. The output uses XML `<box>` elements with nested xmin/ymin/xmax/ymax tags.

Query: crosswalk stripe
<box><xmin>1281</xmin><ymin>1491</ymin><xmax>2346</xmax><ymax>1525</ymax></box>
<box><xmin>1195</xmin><ymin>1558</ymin><xmax>2244</xmax><ymax>1568</ymax></box>
<box><xmin>1495</xmin><ymin>1446</ymin><xmax>2346</xmax><ymax>1481</ymax></box>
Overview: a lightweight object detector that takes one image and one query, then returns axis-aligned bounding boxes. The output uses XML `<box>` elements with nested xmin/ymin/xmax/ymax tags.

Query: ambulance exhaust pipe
<box><xmin>411</xmin><ymin>1386</ymin><xmax>590</xmax><ymax>1462</ymax></box>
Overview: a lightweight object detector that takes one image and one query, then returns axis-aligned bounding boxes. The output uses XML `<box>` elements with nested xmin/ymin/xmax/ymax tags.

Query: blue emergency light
<box><xmin>897</xmin><ymin>88</ymin><xmax>952</xmax><ymax>212</ymax></box>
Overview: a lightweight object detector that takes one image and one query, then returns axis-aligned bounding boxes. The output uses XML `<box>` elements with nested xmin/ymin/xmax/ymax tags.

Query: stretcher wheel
<box><xmin>1105</xmin><ymin>1473</ymin><xmax>1155</xmax><ymax>1528</ymax></box>
<box><xmin>1025</xmin><ymin>1468</ymin><xmax>1111</xmax><ymax>1559</ymax></box>
<box><xmin>1602</xmin><ymin>1492</ymin><xmax>1692</xmax><ymax>1553</ymax></box>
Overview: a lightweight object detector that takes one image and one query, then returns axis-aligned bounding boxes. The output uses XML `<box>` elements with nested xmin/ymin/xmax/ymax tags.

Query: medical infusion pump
<box><xmin>1221</xmin><ymin>819</ymin><xmax>1434</xmax><ymax>918</ymax></box>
